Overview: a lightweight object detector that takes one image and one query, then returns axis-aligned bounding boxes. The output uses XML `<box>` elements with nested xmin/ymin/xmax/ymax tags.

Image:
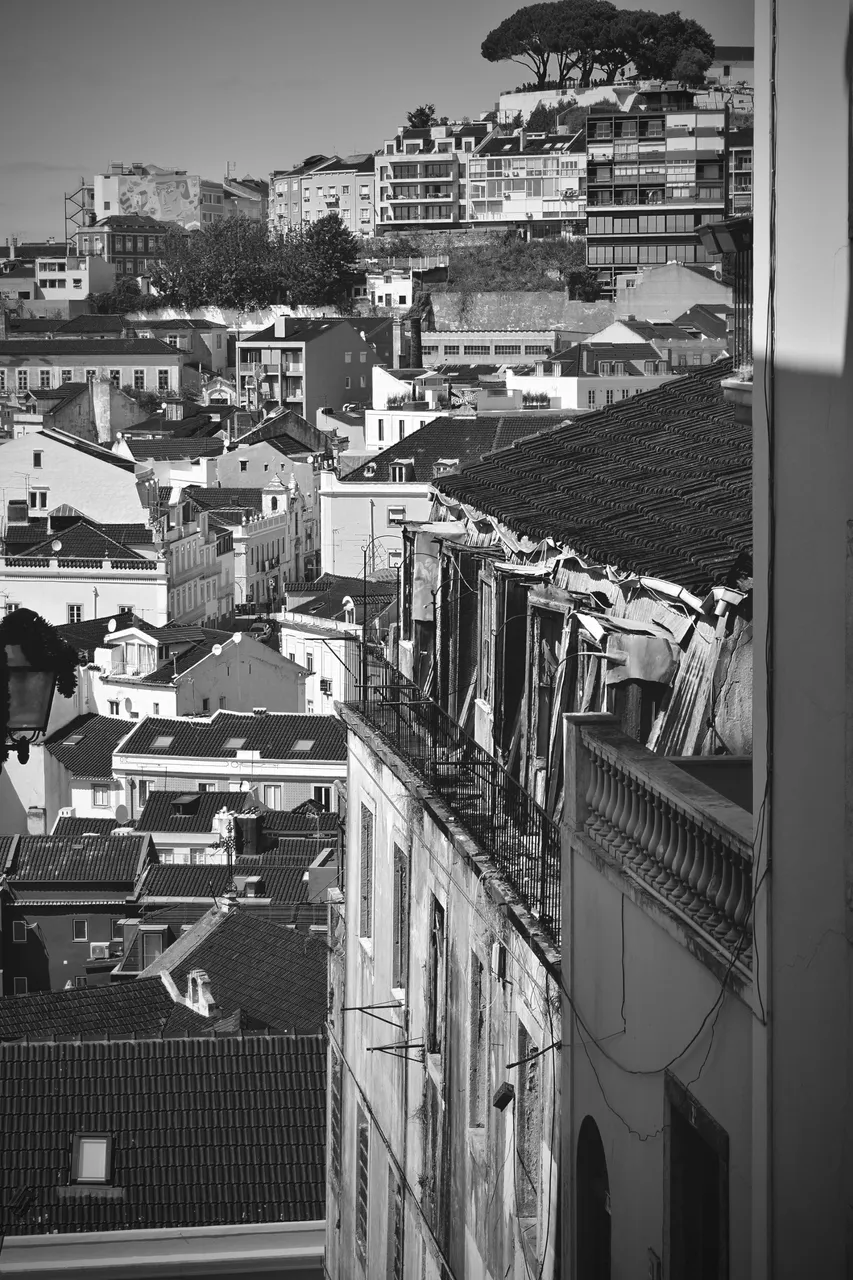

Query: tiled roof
<box><xmin>135</xmin><ymin>789</ymin><xmax>254</xmax><ymax>833</ymax></box>
<box><xmin>10</xmin><ymin>520</ymin><xmax>149</xmax><ymax>563</ymax></box>
<box><xmin>116</xmin><ymin>710</ymin><xmax>347</xmax><ymax>762</ymax></box>
<box><xmin>286</xmin><ymin>572</ymin><xmax>394</xmax><ymax>622</ymax></box>
<box><xmin>134</xmin><ymin>318</ymin><xmax>226</xmax><ymax>331</ymax></box>
<box><xmin>672</xmin><ymin>304</ymin><xmax>732</xmax><ymax>341</ymax></box>
<box><xmin>547</xmin><ymin>341</ymin><xmax>669</xmax><ymax>375</ymax></box>
<box><xmin>183</xmin><ymin>485</ymin><xmax>263</xmax><ymax>511</ymax></box>
<box><xmin>140</xmin><ymin>860</ymin><xmax>312</xmax><ymax>909</ymax></box>
<box><xmin>256</xmin><ymin>810</ymin><xmax>342</xmax><ymax>835</ymax></box>
<box><xmin>45</xmin><ymin>713</ymin><xmax>134</xmax><ymax>780</ymax></box>
<box><xmin>152</xmin><ymin>907</ymin><xmax>328</xmax><ymax>1032</ymax></box>
<box><xmin>435</xmin><ymin>360</ymin><xmax>751</xmax><ymax>591</ymax></box>
<box><xmin>0</xmin><ymin>339</ymin><xmax>179</xmax><ymax>356</ymax></box>
<box><xmin>56</xmin><ymin>611</ymin><xmax>145</xmax><ymax>653</ymax></box>
<box><xmin>133</xmin><ymin>629</ymin><xmax>236</xmax><ymax>685</ymax></box>
<box><xmin>0</xmin><ymin>976</ymin><xmax>205</xmax><ymax>1043</ymax></box>
<box><xmin>57</xmin><ymin>314</ymin><xmax>128</xmax><ymax>334</ymax></box>
<box><xmin>7</xmin><ymin>318</ymin><xmax>60</xmax><ymax>333</ymax></box>
<box><xmin>245</xmin><ymin>317</ymin><xmax>388</xmax><ymax>346</ymax></box>
<box><xmin>37</xmin><ymin>428</ymin><xmax>137</xmax><ymax>472</ymax></box>
<box><xmin>428</xmin><ymin>294</ymin><xmax>617</xmax><ymax>333</ymax></box>
<box><xmin>0</xmin><ymin>1035</ymin><xmax>326</xmax><ymax>1233</ymax></box>
<box><xmin>51</xmin><ymin>816</ymin><xmax>120</xmax><ymax>839</ymax></box>
<box><xmin>266</xmin><ymin>434</ymin><xmax>313</xmax><ymax>457</ymax></box>
<box><xmin>342</xmin><ymin>412</ymin><xmax>572</xmax><ymax>484</ymax></box>
<box><xmin>6</xmin><ymin>834</ymin><xmax>149</xmax><ymax>885</ymax></box>
<box><xmin>123</xmin><ymin>438</ymin><xmax>223</xmax><ymax>460</ymax></box>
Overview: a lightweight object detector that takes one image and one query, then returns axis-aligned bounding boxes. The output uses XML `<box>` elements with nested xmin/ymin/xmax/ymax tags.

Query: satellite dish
<box><xmin>232</xmin><ymin>633</ymin><xmax>243</xmax><ymax>645</ymax></box>
<box><xmin>51</xmin><ymin>539</ymin><xmax>62</xmax><ymax>552</ymax></box>
<box><xmin>107</xmin><ymin>618</ymin><xmax>117</xmax><ymax>633</ymax></box>
<box><xmin>212</xmin><ymin>643</ymin><xmax>223</xmax><ymax>656</ymax></box>
<box><xmin>115</xmin><ymin>804</ymin><xmax>129</xmax><ymax>824</ymax></box>
<box><xmin>124</xmin><ymin>698</ymin><xmax>133</xmax><ymax>713</ymax></box>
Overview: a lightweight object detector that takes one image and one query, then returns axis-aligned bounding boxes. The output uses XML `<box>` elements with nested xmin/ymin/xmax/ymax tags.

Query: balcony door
<box><xmin>577</xmin><ymin>1115</ymin><xmax>610</xmax><ymax>1280</ymax></box>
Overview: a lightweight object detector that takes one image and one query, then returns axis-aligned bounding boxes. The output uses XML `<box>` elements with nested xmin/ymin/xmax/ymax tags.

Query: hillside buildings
<box><xmin>467</xmin><ymin>128</ymin><xmax>586</xmax><ymax>233</ymax></box>
<box><xmin>376</xmin><ymin>121</ymin><xmax>494</xmax><ymax>234</ymax></box>
<box><xmin>585</xmin><ymin>94</ymin><xmax>726</xmax><ymax>297</ymax></box>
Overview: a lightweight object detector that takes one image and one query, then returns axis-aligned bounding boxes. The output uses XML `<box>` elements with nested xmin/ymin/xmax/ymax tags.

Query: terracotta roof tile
<box><xmin>118</xmin><ymin>710</ymin><xmax>346</xmax><ymax>763</ymax></box>
<box><xmin>0</xmin><ymin>977</ymin><xmax>205</xmax><ymax>1042</ymax></box>
<box><xmin>7</xmin><ymin>834</ymin><xmax>149</xmax><ymax>885</ymax></box>
<box><xmin>0</xmin><ymin>1035</ymin><xmax>326</xmax><ymax>1233</ymax></box>
<box><xmin>45</xmin><ymin>714</ymin><xmax>134</xmax><ymax>780</ymax></box>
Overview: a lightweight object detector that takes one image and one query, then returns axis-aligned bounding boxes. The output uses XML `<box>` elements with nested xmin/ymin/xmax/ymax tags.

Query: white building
<box><xmin>505</xmin><ymin>340</ymin><xmax>684</xmax><ymax>409</ymax></box>
<box><xmin>0</xmin><ymin>428</ymin><xmax>151</xmax><ymax>522</ymax></box>
<box><xmin>277</xmin><ymin>616</ymin><xmax>361</xmax><ymax>714</ymax></box>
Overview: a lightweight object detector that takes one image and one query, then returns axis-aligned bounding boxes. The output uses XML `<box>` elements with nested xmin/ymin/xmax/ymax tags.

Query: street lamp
<box><xmin>1</xmin><ymin>608</ymin><xmax>79</xmax><ymax>765</ymax></box>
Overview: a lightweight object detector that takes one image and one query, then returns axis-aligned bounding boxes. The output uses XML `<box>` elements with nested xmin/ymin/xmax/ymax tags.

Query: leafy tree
<box><xmin>87</xmin><ymin>275</ymin><xmax>156</xmax><ymax>315</ymax></box>
<box><xmin>549</xmin><ymin>0</ymin><xmax>619</xmax><ymax>86</ymax></box>
<box><xmin>629</xmin><ymin>11</ymin><xmax>715</xmax><ymax>80</ymax></box>
<box><xmin>443</xmin><ymin>232</ymin><xmax>600</xmax><ymax>298</ymax></box>
<box><xmin>406</xmin><ymin>104</ymin><xmax>438</xmax><ymax>128</ymax></box>
<box><xmin>481</xmin><ymin>3</ymin><xmax>564</xmax><ymax>89</ymax></box>
<box><xmin>282</xmin><ymin>214</ymin><xmax>359</xmax><ymax>308</ymax></box>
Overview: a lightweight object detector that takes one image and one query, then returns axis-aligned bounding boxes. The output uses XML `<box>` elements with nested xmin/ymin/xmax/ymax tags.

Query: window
<box><xmin>387</xmin><ymin>505</ymin><xmax>406</xmax><ymax>525</ymax></box>
<box><xmin>29</xmin><ymin>489</ymin><xmax>48</xmax><ymax>510</ymax></box>
<box><xmin>390</xmin><ymin>464</ymin><xmax>407</xmax><ymax>483</ymax></box>
<box><xmin>469</xmin><ymin>952</ymin><xmax>488</xmax><ymax>1126</ymax></box>
<box><xmin>198</xmin><ymin>782</ymin><xmax>215</xmax><ymax>792</ymax></box>
<box><xmin>606</xmin><ymin>389</ymin><xmax>614</xmax><ymax>405</ymax></box>
<box><xmin>142</xmin><ymin>930</ymin><xmax>164</xmax><ymax>966</ymax></box>
<box><xmin>330</xmin><ymin>1045</ymin><xmax>343</xmax><ymax>1189</ymax></box>
<box><xmin>13</xmin><ymin>977</ymin><xmax>27</xmax><ymax>996</ymax></box>
<box><xmin>587</xmin><ymin>390</ymin><xmax>596</xmax><ymax>408</ymax></box>
<box><xmin>137</xmin><ymin>779</ymin><xmax>149</xmax><ymax>806</ymax></box>
<box><xmin>305</xmin><ymin>652</ymin><xmax>314</xmax><ymax>673</ymax></box>
<box><xmin>0</xmin><ymin>371</ymin><xmax>5</xmax><ymax>391</ymax></box>
<box><xmin>157</xmin><ymin>369</ymin><xmax>170</xmax><ymax>392</ymax></box>
<box><xmin>264</xmin><ymin>783</ymin><xmax>282</xmax><ymax>809</ymax></box>
<box><xmin>61</xmin><ymin>368</ymin><xmax>72</xmax><ymax>383</ymax></box>
<box><xmin>313</xmin><ymin>785</ymin><xmax>331</xmax><ymax>810</ymax></box>
<box><xmin>74</xmin><ymin>975</ymin><xmax>88</xmax><ymax>989</ymax></box>
<box><xmin>219</xmin><ymin>695</ymin><xmax>227</xmax><ymax>709</ymax></box>
<box><xmin>345</xmin><ymin>351</ymin><xmax>352</xmax><ymax>363</ymax></box>
<box><xmin>427</xmin><ymin>895</ymin><xmax>446</xmax><ymax>1055</ymax></box>
<box><xmin>12</xmin><ymin>921</ymin><xmax>27</xmax><ymax>943</ymax></box>
<box><xmin>109</xmin><ymin>368</ymin><xmax>120</xmax><ymax>384</ymax></box>
<box><xmin>386</xmin><ymin>1166</ymin><xmax>404</xmax><ymax>1280</ymax></box>
<box><xmin>515</xmin><ymin>1021</ymin><xmax>542</xmax><ymax>1219</ymax></box>
<box><xmin>38</xmin><ymin>370</ymin><xmax>51</xmax><ymax>390</ymax></box>
<box><xmin>133</xmin><ymin>369</ymin><xmax>145</xmax><ymax>390</ymax></box>
<box><xmin>73</xmin><ymin>919</ymin><xmax>88</xmax><ymax>942</ymax></box>
<box><xmin>463</xmin><ymin>344</ymin><xmax>490</xmax><ymax>356</ymax></box>
<box><xmin>111</xmin><ymin>918</ymin><xmax>123</xmax><ymax>941</ymax></box>
<box><xmin>359</xmin><ymin>351</ymin><xmax>367</xmax><ymax>363</ymax></box>
<box><xmin>355</xmin><ymin>1104</ymin><xmax>370</xmax><ymax>1265</ymax></box>
<box><xmin>359</xmin><ymin>803</ymin><xmax>374</xmax><ymax>938</ymax></box>
<box><xmin>377</xmin><ymin>418</ymin><xmax>384</xmax><ymax>441</ymax></box>
<box><xmin>17</xmin><ymin>369</ymin><xmax>28</xmax><ymax>392</ymax></box>
<box><xmin>71</xmin><ymin>1134</ymin><xmax>112</xmax><ymax>1184</ymax></box>
<box><xmin>32</xmin><ymin>451</ymin><xmax>43</xmax><ymax>468</ymax></box>
<box><xmin>201</xmin><ymin>697</ymin><xmax>210</xmax><ymax>713</ymax></box>
<box><xmin>345</xmin><ymin>376</ymin><xmax>351</xmax><ymax>389</ymax></box>
<box><xmin>67</xmin><ymin>604</ymin><xmax>83</xmax><ymax>623</ymax></box>
<box><xmin>494</xmin><ymin>344</ymin><xmax>521</xmax><ymax>355</ymax></box>
<box><xmin>360</xmin><ymin>375</ymin><xmax>366</xmax><ymax>387</ymax></box>
<box><xmin>392</xmin><ymin>844</ymin><xmax>409</xmax><ymax>990</ymax></box>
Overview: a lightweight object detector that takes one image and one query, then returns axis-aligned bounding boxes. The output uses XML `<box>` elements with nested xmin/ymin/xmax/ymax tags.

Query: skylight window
<box><xmin>71</xmin><ymin>1134</ymin><xmax>112</xmax><ymax>1184</ymax></box>
<box><xmin>151</xmin><ymin>735</ymin><xmax>174</xmax><ymax>750</ymax></box>
<box><xmin>292</xmin><ymin>739</ymin><xmax>315</xmax><ymax>753</ymax></box>
<box><xmin>223</xmin><ymin>737</ymin><xmax>247</xmax><ymax>751</ymax></box>
<box><xmin>64</xmin><ymin>733</ymin><xmax>83</xmax><ymax>747</ymax></box>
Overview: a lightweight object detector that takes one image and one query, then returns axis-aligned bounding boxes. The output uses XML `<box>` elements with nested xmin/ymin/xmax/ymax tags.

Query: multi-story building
<box><xmin>375</xmin><ymin>121</ymin><xmax>494</xmax><ymax>234</ymax></box>
<box><xmin>23</xmin><ymin>252</ymin><xmax>115</xmax><ymax>304</ymax></box>
<box><xmin>324</xmin><ymin>358</ymin><xmax>754</xmax><ymax>1278</ymax></box>
<box><xmin>0</xmin><ymin>335</ymin><xmax>190</xmax><ymax>400</ymax></box>
<box><xmin>72</xmin><ymin>215</ymin><xmax>172</xmax><ymax>277</ymax></box>
<box><xmin>466</xmin><ymin>128</ymin><xmax>587</xmax><ymax>234</ymax></box>
<box><xmin>110</xmin><ymin>709</ymin><xmax>347</xmax><ymax>812</ymax></box>
<box><xmin>130</xmin><ymin>317</ymin><xmax>229</xmax><ymax>375</ymax></box>
<box><xmin>726</xmin><ymin>126</ymin><xmax>753</xmax><ymax>216</ymax></box>
<box><xmin>93</xmin><ymin>162</ymin><xmax>222</xmax><ymax>230</ymax></box>
<box><xmin>585</xmin><ymin>93</ymin><xmax>726</xmax><ymax>297</ymax></box>
<box><xmin>236</xmin><ymin>316</ymin><xmax>393</xmax><ymax>417</ymax></box>
<box><xmin>269</xmin><ymin>155</ymin><xmax>329</xmax><ymax>235</ymax></box>
<box><xmin>0</xmin><ymin>429</ymin><xmax>148</xmax><ymax>522</ymax></box>
<box><xmin>505</xmin><ymin>339</ymin><xmax>685</xmax><ymax>409</ymax></box>
<box><xmin>298</xmin><ymin>155</ymin><xmax>376</xmax><ymax>238</ymax></box>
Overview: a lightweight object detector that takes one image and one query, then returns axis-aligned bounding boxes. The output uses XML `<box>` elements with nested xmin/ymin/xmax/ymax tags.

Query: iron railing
<box><xmin>347</xmin><ymin>652</ymin><xmax>561</xmax><ymax>950</ymax></box>
<box><xmin>732</xmin><ymin>243</ymin><xmax>753</xmax><ymax>371</ymax></box>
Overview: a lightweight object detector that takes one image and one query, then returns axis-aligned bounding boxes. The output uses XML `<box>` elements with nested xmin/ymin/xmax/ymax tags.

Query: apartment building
<box><xmin>269</xmin><ymin>155</ymin><xmax>329</xmax><ymax>235</ymax></box>
<box><xmin>585</xmin><ymin>92</ymin><xmax>726</xmax><ymax>297</ymax></box>
<box><xmin>375</xmin><ymin>121</ymin><xmax>494</xmax><ymax>234</ymax></box>
<box><xmin>466</xmin><ymin>128</ymin><xmax>587</xmax><ymax>234</ymax></box>
<box><xmin>93</xmin><ymin>162</ymin><xmax>222</xmax><ymax>230</ymax></box>
<box><xmin>72</xmin><ymin>215</ymin><xmax>172</xmax><ymax>277</ymax></box>
<box><xmin>726</xmin><ymin>126</ymin><xmax>753</xmax><ymax>217</ymax></box>
<box><xmin>0</xmin><ymin>336</ymin><xmax>189</xmax><ymax>399</ymax></box>
<box><xmin>298</xmin><ymin>155</ymin><xmax>376</xmax><ymax>237</ymax></box>
<box><xmin>505</xmin><ymin>339</ymin><xmax>685</xmax><ymax>409</ymax></box>
<box><xmin>236</xmin><ymin>316</ymin><xmax>393</xmax><ymax>417</ymax></box>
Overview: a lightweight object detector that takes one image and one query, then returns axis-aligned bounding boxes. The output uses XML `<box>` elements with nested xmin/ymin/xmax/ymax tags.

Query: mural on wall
<box><xmin>117</xmin><ymin>175</ymin><xmax>201</xmax><ymax>228</ymax></box>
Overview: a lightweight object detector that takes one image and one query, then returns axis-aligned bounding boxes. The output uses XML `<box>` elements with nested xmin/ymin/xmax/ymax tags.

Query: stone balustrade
<box><xmin>567</xmin><ymin>715</ymin><xmax>754</xmax><ymax>967</ymax></box>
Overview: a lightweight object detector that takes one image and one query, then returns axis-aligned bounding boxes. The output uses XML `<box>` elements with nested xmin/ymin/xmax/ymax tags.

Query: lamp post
<box><xmin>1</xmin><ymin>608</ymin><xmax>79</xmax><ymax>767</ymax></box>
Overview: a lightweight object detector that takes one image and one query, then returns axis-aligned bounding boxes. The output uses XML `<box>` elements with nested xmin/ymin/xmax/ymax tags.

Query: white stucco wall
<box><xmin>320</xmin><ymin>472</ymin><xmax>432</xmax><ymax>577</ymax></box>
<box><xmin>0</xmin><ymin>433</ymin><xmax>146</xmax><ymax>522</ymax></box>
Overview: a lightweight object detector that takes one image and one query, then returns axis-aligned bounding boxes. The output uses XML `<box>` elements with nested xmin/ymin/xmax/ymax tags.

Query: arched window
<box><xmin>577</xmin><ymin>1115</ymin><xmax>610</xmax><ymax>1280</ymax></box>
<box><xmin>270</xmin><ymin>496</ymin><xmax>278</xmax><ymax>511</ymax></box>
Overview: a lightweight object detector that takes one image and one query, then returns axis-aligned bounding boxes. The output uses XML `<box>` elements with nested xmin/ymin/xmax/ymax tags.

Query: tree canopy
<box><xmin>443</xmin><ymin>233</ymin><xmax>600</xmax><ymax>299</ymax></box>
<box><xmin>481</xmin><ymin>0</ymin><xmax>715</xmax><ymax>88</ymax></box>
<box><xmin>406</xmin><ymin>104</ymin><xmax>439</xmax><ymax>128</ymax></box>
<box><xmin>145</xmin><ymin>213</ymin><xmax>359</xmax><ymax>312</ymax></box>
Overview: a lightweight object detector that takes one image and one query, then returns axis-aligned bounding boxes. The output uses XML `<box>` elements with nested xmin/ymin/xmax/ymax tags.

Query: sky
<box><xmin>0</xmin><ymin>0</ymin><xmax>752</xmax><ymax>243</ymax></box>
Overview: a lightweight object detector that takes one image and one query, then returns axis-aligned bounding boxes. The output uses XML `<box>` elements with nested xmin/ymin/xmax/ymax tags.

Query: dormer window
<box><xmin>71</xmin><ymin>1134</ymin><xmax>112</xmax><ymax>1185</ymax></box>
<box><xmin>613</xmin><ymin>362</ymin><xmax>625</xmax><ymax>375</ymax></box>
<box><xmin>390</xmin><ymin>463</ymin><xmax>411</xmax><ymax>483</ymax></box>
<box><xmin>599</xmin><ymin>362</ymin><xmax>612</xmax><ymax>376</ymax></box>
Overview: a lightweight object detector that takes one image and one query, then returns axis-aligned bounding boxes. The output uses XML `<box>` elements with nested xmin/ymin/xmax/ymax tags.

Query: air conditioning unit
<box><xmin>89</xmin><ymin>943</ymin><xmax>110</xmax><ymax>961</ymax></box>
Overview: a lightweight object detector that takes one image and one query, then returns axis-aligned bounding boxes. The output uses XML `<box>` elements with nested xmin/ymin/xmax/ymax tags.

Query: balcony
<box><xmin>566</xmin><ymin>716</ymin><xmax>753</xmax><ymax>973</ymax></box>
<box><xmin>346</xmin><ymin>653</ymin><xmax>561</xmax><ymax>948</ymax></box>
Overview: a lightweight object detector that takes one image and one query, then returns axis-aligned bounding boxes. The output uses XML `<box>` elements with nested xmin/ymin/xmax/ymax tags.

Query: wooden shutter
<box><xmin>355</xmin><ymin>1104</ymin><xmax>370</xmax><ymax>1262</ymax></box>
<box><xmin>392</xmin><ymin>845</ymin><xmax>409</xmax><ymax>988</ymax></box>
<box><xmin>359</xmin><ymin>803</ymin><xmax>373</xmax><ymax>937</ymax></box>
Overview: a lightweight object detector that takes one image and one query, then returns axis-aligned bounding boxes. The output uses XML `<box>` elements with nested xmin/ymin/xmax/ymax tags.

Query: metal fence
<box><xmin>347</xmin><ymin>652</ymin><xmax>561</xmax><ymax>950</ymax></box>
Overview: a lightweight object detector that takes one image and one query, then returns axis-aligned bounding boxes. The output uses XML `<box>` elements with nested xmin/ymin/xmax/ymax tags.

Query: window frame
<box><xmin>12</xmin><ymin>920</ymin><xmax>27</xmax><ymax>944</ymax></box>
<box><xmin>359</xmin><ymin>801</ymin><xmax>374</xmax><ymax>941</ymax></box>
<box><xmin>71</xmin><ymin>1133</ymin><xmax>112</xmax><ymax>1185</ymax></box>
<box><xmin>72</xmin><ymin>918</ymin><xmax>89</xmax><ymax>943</ymax></box>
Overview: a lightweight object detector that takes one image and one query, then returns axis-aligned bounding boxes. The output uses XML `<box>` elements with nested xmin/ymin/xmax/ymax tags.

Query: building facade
<box><xmin>466</xmin><ymin>128</ymin><xmax>587</xmax><ymax>234</ymax></box>
<box><xmin>376</xmin><ymin>122</ymin><xmax>494</xmax><ymax>234</ymax></box>
<box><xmin>72</xmin><ymin>215</ymin><xmax>171</xmax><ymax>277</ymax></box>
<box><xmin>585</xmin><ymin>96</ymin><xmax>726</xmax><ymax>297</ymax></box>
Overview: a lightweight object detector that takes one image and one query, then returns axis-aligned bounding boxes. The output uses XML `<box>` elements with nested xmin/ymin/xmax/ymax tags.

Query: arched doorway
<box><xmin>577</xmin><ymin>1115</ymin><xmax>610</xmax><ymax>1280</ymax></box>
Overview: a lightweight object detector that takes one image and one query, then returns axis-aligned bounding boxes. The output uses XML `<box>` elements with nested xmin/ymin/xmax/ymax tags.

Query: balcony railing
<box><xmin>568</xmin><ymin>717</ymin><xmax>753</xmax><ymax>967</ymax></box>
<box><xmin>347</xmin><ymin>652</ymin><xmax>561</xmax><ymax>949</ymax></box>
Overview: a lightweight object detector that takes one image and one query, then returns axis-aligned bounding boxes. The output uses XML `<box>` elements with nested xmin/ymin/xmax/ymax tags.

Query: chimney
<box><xmin>7</xmin><ymin>499</ymin><xmax>29</xmax><ymax>525</ymax></box>
<box><xmin>235</xmin><ymin>812</ymin><xmax>260</xmax><ymax>858</ymax></box>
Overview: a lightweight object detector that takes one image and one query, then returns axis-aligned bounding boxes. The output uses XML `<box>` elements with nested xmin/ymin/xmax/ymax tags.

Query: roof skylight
<box><xmin>223</xmin><ymin>737</ymin><xmax>247</xmax><ymax>751</ymax></box>
<box><xmin>151</xmin><ymin>735</ymin><xmax>174</xmax><ymax>750</ymax></box>
<box><xmin>292</xmin><ymin>739</ymin><xmax>315</xmax><ymax>752</ymax></box>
